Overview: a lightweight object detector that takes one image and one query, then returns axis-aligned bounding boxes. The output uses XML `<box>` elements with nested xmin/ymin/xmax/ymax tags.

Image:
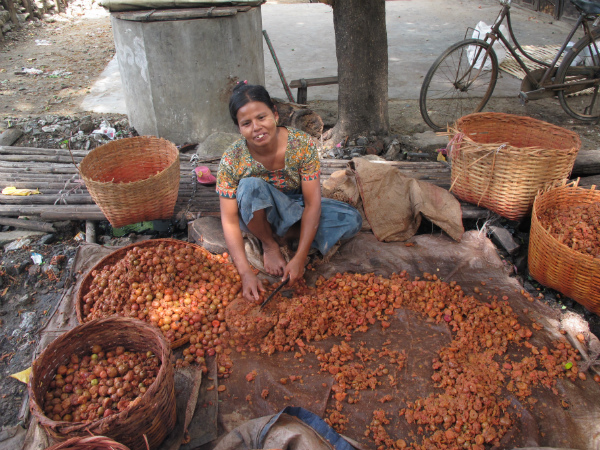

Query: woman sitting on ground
<box><xmin>216</xmin><ymin>82</ymin><xmax>362</xmax><ymax>302</ymax></box>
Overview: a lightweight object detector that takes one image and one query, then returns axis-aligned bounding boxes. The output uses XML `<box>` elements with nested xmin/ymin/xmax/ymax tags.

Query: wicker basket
<box><xmin>76</xmin><ymin>238</ymin><xmax>214</xmax><ymax>349</ymax></box>
<box><xmin>529</xmin><ymin>181</ymin><xmax>600</xmax><ymax>315</ymax></box>
<box><xmin>29</xmin><ymin>317</ymin><xmax>176</xmax><ymax>450</ymax></box>
<box><xmin>79</xmin><ymin>136</ymin><xmax>180</xmax><ymax>228</ymax></box>
<box><xmin>447</xmin><ymin>113</ymin><xmax>580</xmax><ymax>221</ymax></box>
<box><xmin>45</xmin><ymin>435</ymin><xmax>131</xmax><ymax>450</ymax></box>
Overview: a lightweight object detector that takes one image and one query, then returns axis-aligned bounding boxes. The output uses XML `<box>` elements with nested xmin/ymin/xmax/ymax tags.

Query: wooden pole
<box><xmin>0</xmin><ymin>194</ymin><xmax>95</xmax><ymax>204</ymax></box>
<box><xmin>85</xmin><ymin>220</ymin><xmax>96</xmax><ymax>243</ymax></box>
<box><xmin>0</xmin><ymin>147</ymin><xmax>90</xmax><ymax>157</ymax></box>
<box><xmin>0</xmin><ymin>155</ymin><xmax>84</xmax><ymax>163</ymax></box>
<box><xmin>0</xmin><ymin>217</ymin><xmax>56</xmax><ymax>232</ymax></box>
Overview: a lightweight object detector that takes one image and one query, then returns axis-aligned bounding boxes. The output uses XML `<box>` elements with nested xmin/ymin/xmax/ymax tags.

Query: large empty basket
<box><xmin>80</xmin><ymin>136</ymin><xmax>180</xmax><ymax>228</ymax></box>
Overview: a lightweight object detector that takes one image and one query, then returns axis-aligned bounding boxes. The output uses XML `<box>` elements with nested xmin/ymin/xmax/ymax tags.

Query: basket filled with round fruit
<box><xmin>29</xmin><ymin>316</ymin><xmax>176</xmax><ymax>450</ymax></box>
<box><xmin>76</xmin><ymin>239</ymin><xmax>240</xmax><ymax>353</ymax></box>
<box><xmin>529</xmin><ymin>180</ymin><xmax>600</xmax><ymax>315</ymax></box>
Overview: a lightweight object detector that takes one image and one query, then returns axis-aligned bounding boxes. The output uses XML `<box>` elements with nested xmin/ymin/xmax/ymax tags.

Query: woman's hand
<box><xmin>284</xmin><ymin>255</ymin><xmax>306</xmax><ymax>286</ymax></box>
<box><xmin>241</xmin><ymin>271</ymin><xmax>265</xmax><ymax>303</ymax></box>
<box><xmin>220</xmin><ymin>197</ymin><xmax>266</xmax><ymax>303</ymax></box>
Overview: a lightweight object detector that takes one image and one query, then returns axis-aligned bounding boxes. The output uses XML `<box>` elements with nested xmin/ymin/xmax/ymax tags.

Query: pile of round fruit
<box><xmin>81</xmin><ymin>242</ymin><xmax>241</xmax><ymax>374</ymax></box>
<box><xmin>539</xmin><ymin>202</ymin><xmax>600</xmax><ymax>257</ymax></box>
<box><xmin>43</xmin><ymin>345</ymin><xmax>160</xmax><ymax>423</ymax></box>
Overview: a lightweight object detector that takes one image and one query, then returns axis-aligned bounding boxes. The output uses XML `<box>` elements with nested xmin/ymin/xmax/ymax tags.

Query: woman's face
<box><xmin>236</xmin><ymin>101</ymin><xmax>279</xmax><ymax>149</ymax></box>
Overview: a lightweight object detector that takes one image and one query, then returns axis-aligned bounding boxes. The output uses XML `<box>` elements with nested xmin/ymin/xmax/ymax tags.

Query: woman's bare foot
<box><xmin>262</xmin><ymin>241</ymin><xmax>286</xmax><ymax>276</ymax></box>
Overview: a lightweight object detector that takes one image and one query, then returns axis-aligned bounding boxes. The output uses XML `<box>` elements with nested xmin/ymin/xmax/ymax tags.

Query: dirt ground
<box><xmin>1</xmin><ymin>2</ymin><xmax>600</xmax><ymax>440</ymax></box>
<box><xmin>0</xmin><ymin>11</ymin><xmax>115</xmax><ymax>117</ymax></box>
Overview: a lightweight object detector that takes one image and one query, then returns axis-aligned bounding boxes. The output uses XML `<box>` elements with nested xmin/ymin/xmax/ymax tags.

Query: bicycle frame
<box><xmin>473</xmin><ymin>0</ymin><xmax>600</xmax><ymax>96</ymax></box>
<box><xmin>419</xmin><ymin>0</ymin><xmax>600</xmax><ymax>130</ymax></box>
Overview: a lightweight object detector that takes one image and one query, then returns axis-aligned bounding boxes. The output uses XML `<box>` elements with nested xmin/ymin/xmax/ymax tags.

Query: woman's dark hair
<box><xmin>229</xmin><ymin>83</ymin><xmax>276</xmax><ymax>126</ymax></box>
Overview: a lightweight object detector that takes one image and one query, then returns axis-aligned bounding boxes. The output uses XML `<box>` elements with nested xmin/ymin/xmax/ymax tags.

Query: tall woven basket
<box><xmin>529</xmin><ymin>181</ymin><xmax>600</xmax><ymax>315</ymax></box>
<box><xmin>447</xmin><ymin>113</ymin><xmax>581</xmax><ymax>221</ymax></box>
<box><xmin>29</xmin><ymin>317</ymin><xmax>176</xmax><ymax>450</ymax></box>
<box><xmin>79</xmin><ymin>136</ymin><xmax>180</xmax><ymax>228</ymax></box>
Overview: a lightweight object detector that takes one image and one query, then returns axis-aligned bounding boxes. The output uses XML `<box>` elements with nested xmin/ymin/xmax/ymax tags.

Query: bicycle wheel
<box><xmin>420</xmin><ymin>39</ymin><xmax>498</xmax><ymax>132</ymax></box>
<box><xmin>556</xmin><ymin>27</ymin><xmax>600</xmax><ymax>122</ymax></box>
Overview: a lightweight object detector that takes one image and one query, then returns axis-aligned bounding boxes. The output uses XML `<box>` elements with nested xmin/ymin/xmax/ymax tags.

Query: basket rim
<box><xmin>29</xmin><ymin>316</ymin><xmax>173</xmax><ymax>434</ymax></box>
<box><xmin>455</xmin><ymin>111</ymin><xmax>581</xmax><ymax>131</ymax></box>
<box><xmin>80</xmin><ymin>137</ymin><xmax>179</xmax><ymax>186</ymax></box>
<box><xmin>44</xmin><ymin>435</ymin><xmax>130</xmax><ymax>450</ymax></box>
<box><xmin>532</xmin><ymin>182</ymin><xmax>600</xmax><ymax>267</ymax></box>
<box><xmin>450</xmin><ymin>112</ymin><xmax>581</xmax><ymax>153</ymax></box>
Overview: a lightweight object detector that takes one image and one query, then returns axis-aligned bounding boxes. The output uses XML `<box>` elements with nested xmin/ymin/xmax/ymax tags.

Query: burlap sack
<box><xmin>322</xmin><ymin>158</ymin><xmax>463</xmax><ymax>242</ymax></box>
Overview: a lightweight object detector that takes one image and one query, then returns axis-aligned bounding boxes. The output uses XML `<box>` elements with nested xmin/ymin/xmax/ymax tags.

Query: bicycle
<box><xmin>419</xmin><ymin>0</ymin><xmax>600</xmax><ymax>132</ymax></box>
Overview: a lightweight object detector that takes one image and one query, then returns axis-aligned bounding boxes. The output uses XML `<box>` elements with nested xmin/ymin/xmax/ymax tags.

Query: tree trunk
<box><xmin>327</xmin><ymin>0</ymin><xmax>389</xmax><ymax>144</ymax></box>
<box><xmin>21</xmin><ymin>0</ymin><xmax>34</xmax><ymax>19</ymax></box>
<box><xmin>2</xmin><ymin>0</ymin><xmax>20</xmax><ymax>27</ymax></box>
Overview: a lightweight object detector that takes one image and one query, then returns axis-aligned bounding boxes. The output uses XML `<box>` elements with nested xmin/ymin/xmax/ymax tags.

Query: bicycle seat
<box><xmin>570</xmin><ymin>0</ymin><xmax>600</xmax><ymax>15</ymax></box>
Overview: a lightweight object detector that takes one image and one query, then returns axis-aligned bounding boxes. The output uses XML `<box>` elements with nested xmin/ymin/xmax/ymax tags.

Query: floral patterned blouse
<box><xmin>216</xmin><ymin>127</ymin><xmax>320</xmax><ymax>198</ymax></box>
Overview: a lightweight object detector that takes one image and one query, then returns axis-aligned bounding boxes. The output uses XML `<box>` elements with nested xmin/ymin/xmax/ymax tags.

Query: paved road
<box><xmin>82</xmin><ymin>0</ymin><xmax>578</xmax><ymax>113</ymax></box>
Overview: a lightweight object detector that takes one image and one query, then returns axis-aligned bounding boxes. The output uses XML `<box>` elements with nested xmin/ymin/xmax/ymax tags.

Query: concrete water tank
<box><xmin>110</xmin><ymin>6</ymin><xmax>264</xmax><ymax>145</ymax></box>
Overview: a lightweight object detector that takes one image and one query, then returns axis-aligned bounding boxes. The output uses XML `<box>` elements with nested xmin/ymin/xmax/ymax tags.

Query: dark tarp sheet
<box><xmin>22</xmin><ymin>231</ymin><xmax>600</xmax><ymax>450</ymax></box>
<box><xmin>213</xmin><ymin>231</ymin><xmax>600</xmax><ymax>450</ymax></box>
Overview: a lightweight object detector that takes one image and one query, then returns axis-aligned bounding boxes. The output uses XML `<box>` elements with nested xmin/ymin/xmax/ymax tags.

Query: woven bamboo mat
<box><xmin>499</xmin><ymin>44</ymin><xmax>562</xmax><ymax>79</ymax></box>
<box><xmin>499</xmin><ymin>44</ymin><xmax>595</xmax><ymax>96</ymax></box>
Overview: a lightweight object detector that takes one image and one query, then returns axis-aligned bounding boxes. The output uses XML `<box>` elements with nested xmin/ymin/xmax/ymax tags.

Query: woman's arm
<box><xmin>220</xmin><ymin>197</ymin><xmax>265</xmax><ymax>302</ymax></box>
<box><xmin>284</xmin><ymin>176</ymin><xmax>321</xmax><ymax>284</ymax></box>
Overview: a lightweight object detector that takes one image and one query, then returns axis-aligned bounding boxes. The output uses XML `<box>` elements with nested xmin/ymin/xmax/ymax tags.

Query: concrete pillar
<box><xmin>111</xmin><ymin>7</ymin><xmax>264</xmax><ymax>145</ymax></box>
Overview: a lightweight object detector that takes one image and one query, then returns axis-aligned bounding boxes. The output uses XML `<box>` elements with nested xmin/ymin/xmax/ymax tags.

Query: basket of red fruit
<box><xmin>29</xmin><ymin>316</ymin><xmax>176</xmax><ymax>450</ymax></box>
<box><xmin>75</xmin><ymin>239</ymin><xmax>238</xmax><ymax>354</ymax></box>
<box><xmin>528</xmin><ymin>180</ymin><xmax>600</xmax><ymax>315</ymax></box>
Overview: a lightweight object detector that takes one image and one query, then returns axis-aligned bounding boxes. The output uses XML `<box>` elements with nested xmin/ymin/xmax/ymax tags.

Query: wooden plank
<box><xmin>111</xmin><ymin>6</ymin><xmax>250</xmax><ymax>22</ymax></box>
<box><xmin>0</xmin><ymin>204</ymin><xmax>102</xmax><ymax>216</ymax></box>
<box><xmin>0</xmin><ymin>196</ymin><xmax>488</xmax><ymax>221</ymax></box>
<box><xmin>0</xmin><ymin>147</ymin><xmax>483</xmax><ymax>221</ymax></box>
<box><xmin>575</xmin><ymin>174</ymin><xmax>600</xmax><ymax>188</ymax></box>
<box><xmin>0</xmin><ymin>217</ymin><xmax>55</xmax><ymax>232</ymax></box>
<box><xmin>0</xmin><ymin>146</ymin><xmax>90</xmax><ymax>157</ymax></box>
<box><xmin>0</xmin><ymin>194</ymin><xmax>96</xmax><ymax>204</ymax></box>
<box><xmin>289</xmin><ymin>76</ymin><xmax>339</xmax><ymax>88</ymax></box>
<box><xmin>572</xmin><ymin>149</ymin><xmax>600</xmax><ymax>177</ymax></box>
<box><xmin>0</xmin><ymin>155</ymin><xmax>83</xmax><ymax>164</ymax></box>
